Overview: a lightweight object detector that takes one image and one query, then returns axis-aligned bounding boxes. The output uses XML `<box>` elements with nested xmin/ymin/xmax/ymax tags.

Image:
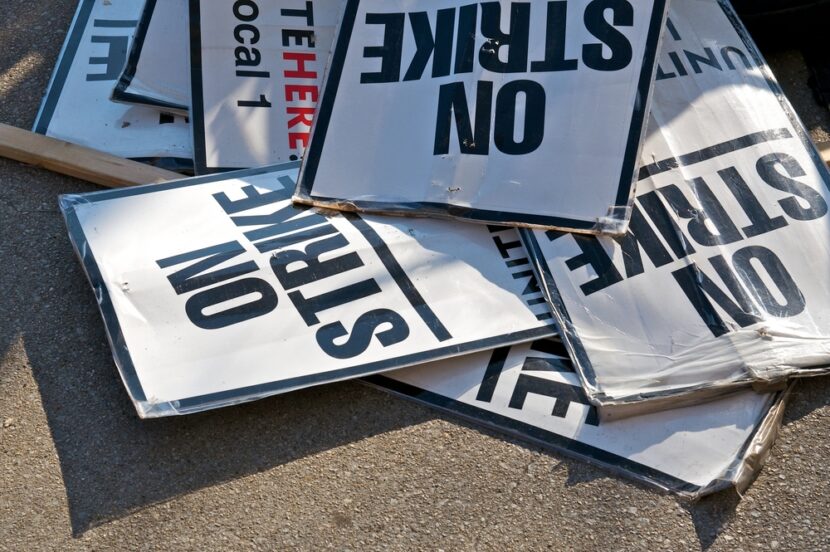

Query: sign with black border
<box><xmin>111</xmin><ymin>0</ymin><xmax>190</xmax><ymax>115</ymax></box>
<box><xmin>295</xmin><ymin>0</ymin><xmax>669</xmax><ymax>233</ymax></box>
<box><xmin>60</xmin><ymin>163</ymin><xmax>555</xmax><ymax>417</ymax></box>
<box><xmin>521</xmin><ymin>0</ymin><xmax>830</xmax><ymax>406</ymax></box>
<box><xmin>189</xmin><ymin>0</ymin><xmax>343</xmax><ymax>174</ymax></box>
<box><xmin>33</xmin><ymin>0</ymin><xmax>192</xmax><ymax>171</ymax></box>
<box><xmin>370</xmin><ymin>337</ymin><xmax>788</xmax><ymax>498</ymax></box>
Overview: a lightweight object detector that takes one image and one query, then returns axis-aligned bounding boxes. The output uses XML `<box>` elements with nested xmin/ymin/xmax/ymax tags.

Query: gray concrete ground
<box><xmin>1</xmin><ymin>2</ymin><xmax>830</xmax><ymax>550</ymax></box>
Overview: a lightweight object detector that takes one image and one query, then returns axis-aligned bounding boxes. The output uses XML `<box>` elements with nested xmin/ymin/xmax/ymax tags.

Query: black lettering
<box><xmin>478</xmin><ymin>2</ymin><xmax>530</xmax><ymax>73</ymax></box>
<box><xmin>582</xmin><ymin>0</ymin><xmax>633</xmax><ymax>71</ymax></box>
<box><xmin>235</xmin><ymin>23</ymin><xmax>260</xmax><ymax>44</ymax></box>
<box><xmin>549</xmin><ymin>231</ymin><xmax>623</xmax><ymax>296</ymax></box>
<box><xmin>238</xmin><ymin>94</ymin><xmax>272</xmax><ymax>108</ymax></box>
<box><xmin>186</xmin><ymin>277</ymin><xmax>278</xmax><ymax>330</ymax></box>
<box><xmin>454</xmin><ymin>4</ymin><xmax>478</xmax><ymax>74</ymax></box>
<box><xmin>732</xmin><ymin>246</ymin><xmax>805</xmax><ymax>318</ymax></box>
<box><xmin>433</xmin><ymin>81</ymin><xmax>492</xmax><ymax>155</ymax></box>
<box><xmin>233</xmin><ymin>0</ymin><xmax>259</xmax><ymax>22</ymax></box>
<box><xmin>360</xmin><ymin>13</ymin><xmax>405</xmax><ymax>83</ymax></box>
<box><xmin>87</xmin><ymin>36</ymin><xmax>129</xmax><ymax>81</ymax></box>
<box><xmin>213</xmin><ymin>180</ymin><xmax>291</xmax><ymax>215</ymax></box>
<box><xmin>282</xmin><ymin>29</ymin><xmax>315</xmax><ymax>47</ymax></box>
<box><xmin>157</xmin><ymin>241</ymin><xmax>258</xmax><ymax>295</ymax></box>
<box><xmin>403</xmin><ymin>9</ymin><xmax>455</xmax><ymax>80</ymax></box>
<box><xmin>672</xmin><ymin>258</ymin><xmax>762</xmax><ymax>338</ymax></box>
<box><xmin>613</xmin><ymin>205</ymin><xmax>673</xmax><ymax>279</ymax></box>
<box><xmin>637</xmin><ymin>191</ymin><xmax>697</xmax><ymax>259</ymax></box>
<box><xmin>235</xmin><ymin>46</ymin><xmax>261</xmax><ymax>67</ymax></box>
<box><xmin>718</xmin><ymin>166</ymin><xmax>788</xmax><ymax>238</ymax></box>
<box><xmin>721</xmin><ymin>46</ymin><xmax>752</xmax><ymax>71</ymax></box>
<box><xmin>316</xmin><ymin>309</ymin><xmax>410</xmax><ymax>359</ymax></box>
<box><xmin>667</xmin><ymin>51</ymin><xmax>688</xmax><ymax>76</ymax></box>
<box><xmin>281</xmin><ymin>1</ymin><xmax>314</xmax><ymax>25</ymax></box>
<box><xmin>493</xmin><ymin>80</ymin><xmax>545</xmax><ymax>155</ymax></box>
<box><xmin>289</xmin><ymin>279</ymin><xmax>382</xmax><ymax>326</ymax></box>
<box><xmin>756</xmin><ymin>152</ymin><xmax>828</xmax><ymax>221</ymax></box>
<box><xmin>271</xmin><ymin>233</ymin><xmax>364</xmax><ymax>290</ymax></box>
<box><xmin>685</xmin><ymin>47</ymin><xmax>722</xmax><ymax>74</ymax></box>
<box><xmin>508</xmin><ymin>374</ymin><xmax>599</xmax><ymax>426</ymax></box>
<box><xmin>659</xmin><ymin>180</ymin><xmax>743</xmax><ymax>247</ymax></box>
<box><xmin>530</xmin><ymin>1</ymin><xmax>578</xmax><ymax>72</ymax></box>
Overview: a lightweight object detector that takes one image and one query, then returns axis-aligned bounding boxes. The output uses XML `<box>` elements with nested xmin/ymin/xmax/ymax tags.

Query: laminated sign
<box><xmin>189</xmin><ymin>0</ymin><xmax>344</xmax><ymax>173</ymax></box>
<box><xmin>523</xmin><ymin>0</ymin><xmax>830</xmax><ymax>406</ymax></box>
<box><xmin>370</xmin><ymin>338</ymin><xmax>790</xmax><ymax>498</ymax></box>
<box><xmin>60</xmin><ymin>164</ymin><xmax>556</xmax><ymax>417</ymax></box>
<box><xmin>112</xmin><ymin>0</ymin><xmax>190</xmax><ymax>114</ymax></box>
<box><xmin>33</xmin><ymin>0</ymin><xmax>192</xmax><ymax>169</ymax></box>
<box><xmin>295</xmin><ymin>0</ymin><xmax>669</xmax><ymax>232</ymax></box>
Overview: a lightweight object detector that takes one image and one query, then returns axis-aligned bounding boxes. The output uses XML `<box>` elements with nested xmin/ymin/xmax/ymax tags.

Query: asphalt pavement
<box><xmin>1</xmin><ymin>2</ymin><xmax>829</xmax><ymax>550</ymax></box>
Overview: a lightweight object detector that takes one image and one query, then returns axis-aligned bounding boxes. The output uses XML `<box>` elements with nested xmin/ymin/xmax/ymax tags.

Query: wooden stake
<box><xmin>0</xmin><ymin>123</ymin><xmax>181</xmax><ymax>188</ymax></box>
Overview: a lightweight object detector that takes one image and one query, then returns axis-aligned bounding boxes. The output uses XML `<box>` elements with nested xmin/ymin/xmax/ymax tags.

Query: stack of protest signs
<box><xmin>34</xmin><ymin>0</ymin><xmax>830</xmax><ymax>499</ymax></box>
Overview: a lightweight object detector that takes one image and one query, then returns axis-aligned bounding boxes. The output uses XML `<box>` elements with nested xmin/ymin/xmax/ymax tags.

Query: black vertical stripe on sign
<box><xmin>33</xmin><ymin>0</ymin><xmax>95</xmax><ymax>134</ymax></box>
<box><xmin>475</xmin><ymin>346</ymin><xmax>510</xmax><ymax>403</ymax></box>
<box><xmin>345</xmin><ymin>214</ymin><xmax>453</xmax><ymax>342</ymax></box>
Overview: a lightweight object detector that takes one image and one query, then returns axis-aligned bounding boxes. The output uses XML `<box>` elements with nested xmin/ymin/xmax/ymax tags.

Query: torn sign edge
<box><xmin>364</xmin><ymin>352</ymin><xmax>793</xmax><ymax>500</ymax></box>
<box><xmin>111</xmin><ymin>0</ymin><xmax>190</xmax><ymax>115</ymax></box>
<box><xmin>31</xmin><ymin>0</ymin><xmax>193</xmax><ymax>172</ymax></box>
<box><xmin>519</xmin><ymin>0</ymin><xmax>830</xmax><ymax>407</ymax></box>
<box><xmin>292</xmin><ymin>0</ymin><xmax>670</xmax><ymax>235</ymax></box>
<box><xmin>58</xmin><ymin>162</ymin><xmax>557</xmax><ymax>418</ymax></box>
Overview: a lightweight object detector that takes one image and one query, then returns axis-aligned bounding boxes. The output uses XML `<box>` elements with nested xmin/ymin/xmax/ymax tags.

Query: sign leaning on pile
<box><xmin>111</xmin><ymin>0</ymin><xmax>190</xmax><ymax>114</ymax></box>
<box><xmin>373</xmin><ymin>337</ymin><xmax>791</xmax><ymax>499</ymax></box>
<box><xmin>294</xmin><ymin>0</ymin><xmax>669</xmax><ymax>233</ymax></box>
<box><xmin>523</xmin><ymin>0</ymin><xmax>830</xmax><ymax>406</ymax></box>
<box><xmin>33</xmin><ymin>0</ymin><xmax>192</xmax><ymax>170</ymax></box>
<box><xmin>189</xmin><ymin>0</ymin><xmax>344</xmax><ymax>173</ymax></box>
<box><xmin>60</xmin><ymin>164</ymin><xmax>556</xmax><ymax>417</ymax></box>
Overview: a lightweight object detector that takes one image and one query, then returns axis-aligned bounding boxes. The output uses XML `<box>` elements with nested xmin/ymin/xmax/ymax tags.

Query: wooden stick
<box><xmin>0</xmin><ymin>123</ymin><xmax>181</xmax><ymax>188</ymax></box>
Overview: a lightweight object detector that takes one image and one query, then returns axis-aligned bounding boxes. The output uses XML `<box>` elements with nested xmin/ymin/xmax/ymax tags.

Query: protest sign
<box><xmin>522</xmin><ymin>0</ymin><xmax>830</xmax><ymax>406</ymax></box>
<box><xmin>370</xmin><ymin>337</ymin><xmax>790</xmax><ymax>498</ymax></box>
<box><xmin>189</xmin><ymin>0</ymin><xmax>343</xmax><ymax>173</ymax></box>
<box><xmin>33</xmin><ymin>0</ymin><xmax>192</xmax><ymax>170</ymax></box>
<box><xmin>294</xmin><ymin>0</ymin><xmax>668</xmax><ymax>233</ymax></box>
<box><xmin>60</xmin><ymin>164</ymin><xmax>556</xmax><ymax>417</ymax></box>
<box><xmin>111</xmin><ymin>0</ymin><xmax>190</xmax><ymax>114</ymax></box>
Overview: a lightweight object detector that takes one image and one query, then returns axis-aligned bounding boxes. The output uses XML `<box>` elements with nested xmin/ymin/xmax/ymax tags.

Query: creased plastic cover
<box><xmin>111</xmin><ymin>0</ymin><xmax>190</xmax><ymax>114</ymax></box>
<box><xmin>294</xmin><ymin>0</ymin><xmax>668</xmax><ymax>233</ymax></box>
<box><xmin>33</xmin><ymin>0</ymin><xmax>192</xmax><ymax>170</ymax></box>
<box><xmin>368</xmin><ymin>337</ymin><xmax>791</xmax><ymax>499</ymax></box>
<box><xmin>59</xmin><ymin>163</ymin><xmax>555</xmax><ymax>418</ymax></box>
<box><xmin>189</xmin><ymin>0</ymin><xmax>344</xmax><ymax>173</ymax></box>
<box><xmin>522</xmin><ymin>0</ymin><xmax>830</xmax><ymax>406</ymax></box>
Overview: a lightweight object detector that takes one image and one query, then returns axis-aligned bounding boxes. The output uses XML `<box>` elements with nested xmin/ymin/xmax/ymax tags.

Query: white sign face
<box><xmin>523</xmin><ymin>0</ymin><xmax>830</xmax><ymax>406</ymax></box>
<box><xmin>370</xmin><ymin>337</ymin><xmax>786</xmax><ymax>498</ymax></box>
<box><xmin>33</xmin><ymin>0</ymin><xmax>192</xmax><ymax>168</ymax></box>
<box><xmin>190</xmin><ymin>0</ymin><xmax>343</xmax><ymax>173</ymax></box>
<box><xmin>60</xmin><ymin>164</ymin><xmax>556</xmax><ymax>417</ymax></box>
<box><xmin>112</xmin><ymin>0</ymin><xmax>190</xmax><ymax>114</ymax></box>
<box><xmin>294</xmin><ymin>0</ymin><xmax>668</xmax><ymax>233</ymax></box>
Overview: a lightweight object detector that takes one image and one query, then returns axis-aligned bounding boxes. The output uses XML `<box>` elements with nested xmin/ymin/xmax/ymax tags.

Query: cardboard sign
<box><xmin>189</xmin><ymin>0</ymin><xmax>343</xmax><ymax>173</ymax></box>
<box><xmin>111</xmin><ymin>0</ymin><xmax>190</xmax><ymax>114</ymax></box>
<box><xmin>522</xmin><ymin>0</ymin><xmax>830</xmax><ymax>406</ymax></box>
<box><xmin>370</xmin><ymin>337</ymin><xmax>788</xmax><ymax>498</ymax></box>
<box><xmin>60</xmin><ymin>164</ymin><xmax>556</xmax><ymax>417</ymax></box>
<box><xmin>33</xmin><ymin>0</ymin><xmax>193</xmax><ymax>169</ymax></box>
<box><xmin>294</xmin><ymin>0</ymin><xmax>668</xmax><ymax>233</ymax></box>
